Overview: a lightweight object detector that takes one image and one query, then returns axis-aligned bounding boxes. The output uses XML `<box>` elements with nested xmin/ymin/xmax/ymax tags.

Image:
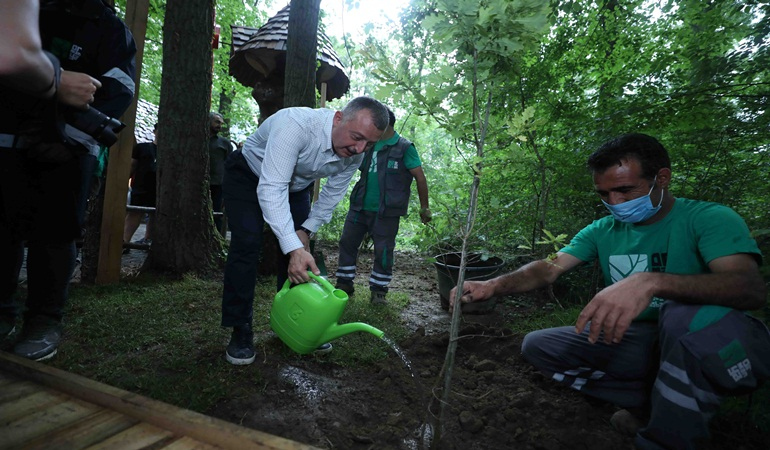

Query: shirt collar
<box><xmin>373</xmin><ymin>130</ymin><xmax>399</xmax><ymax>152</ymax></box>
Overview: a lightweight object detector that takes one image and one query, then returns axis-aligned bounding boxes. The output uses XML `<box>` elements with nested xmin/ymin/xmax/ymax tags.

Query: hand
<box><xmin>575</xmin><ymin>273</ymin><xmax>654</xmax><ymax>344</ymax></box>
<box><xmin>419</xmin><ymin>208</ymin><xmax>432</xmax><ymax>224</ymax></box>
<box><xmin>58</xmin><ymin>70</ymin><xmax>101</xmax><ymax>109</ymax></box>
<box><xmin>287</xmin><ymin>248</ymin><xmax>319</xmax><ymax>284</ymax></box>
<box><xmin>448</xmin><ymin>280</ymin><xmax>494</xmax><ymax>312</ymax></box>
<box><xmin>297</xmin><ymin>229</ymin><xmax>311</xmax><ymax>251</ymax></box>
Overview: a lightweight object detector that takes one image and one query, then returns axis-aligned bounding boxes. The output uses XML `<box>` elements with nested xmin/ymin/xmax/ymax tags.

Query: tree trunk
<box><xmin>145</xmin><ymin>0</ymin><xmax>224</xmax><ymax>276</ymax></box>
<box><xmin>80</xmin><ymin>184</ymin><xmax>105</xmax><ymax>283</ymax></box>
<box><xmin>217</xmin><ymin>88</ymin><xmax>233</xmax><ymax>138</ymax></box>
<box><xmin>283</xmin><ymin>0</ymin><xmax>320</xmax><ymax>108</ymax></box>
<box><xmin>258</xmin><ymin>0</ymin><xmax>322</xmax><ymax>278</ymax></box>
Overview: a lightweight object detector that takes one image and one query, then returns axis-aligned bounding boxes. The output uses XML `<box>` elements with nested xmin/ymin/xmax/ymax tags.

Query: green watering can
<box><xmin>270</xmin><ymin>272</ymin><xmax>384</xmax><ymax>354</ymax></box>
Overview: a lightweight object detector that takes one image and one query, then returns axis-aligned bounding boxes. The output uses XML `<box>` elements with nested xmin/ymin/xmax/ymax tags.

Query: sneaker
<box><xmin>335</xmin><ymin>281</ymin><xmax>354</xmax><ymax>296</ymax></box>
<box><xmin>0</xmin><ymin>315</ymin><xmax>16</xmax><ymax>339</ymax></box>
<box><xmin>610</xmin><ymin>409</ymin><xmax>644</xmax><ymax>437</ymax></box>
<box><xmin>14</xmin><ymin>319</ymin><xmax>62</xmax><ymax>361</ymax></box>
<box><xmin>313</xmin><ymin>342</ymin><xmax>333</xmax><ymax>355</ymax></box>
<box><xmin>370</xmin><ymin>290</ymin><xmax>387</xmax><ymax>305</ymax></box>
<box><xmin>226</xmin><ymin>323</ymin><xmax>255</xmax><ymax>365</ymax></box>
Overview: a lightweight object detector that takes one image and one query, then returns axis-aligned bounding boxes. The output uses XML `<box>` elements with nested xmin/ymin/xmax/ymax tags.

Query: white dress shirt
<box><xmin>241</xmin><ymin>107</ymin><xmax>364</xmax><ymax>254</ymax></box>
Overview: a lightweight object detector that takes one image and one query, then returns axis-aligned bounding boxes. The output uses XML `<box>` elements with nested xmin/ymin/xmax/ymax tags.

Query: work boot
<box><xmin>610</xmin><ymin>409</ymin><xmax>645</xmax><ymax>437</ymax></box>
<box><xmin>370</xmin><ymin>290</ymin><xmax>387</xmax><ymax>305</ymax></box>
<box><xmin>14</xmin><ymin>317</ymin><xmax>62</xmax><ymax>361</ymax></box>
<box><xmin>335</xmin><ymin>280</ymin><xmax>355</xmax><ymax>297</ymax></box>
<box><xmin>226</xmin><ymin>323</ymin><xmax>255</xmax><ymax>365</ymax></box>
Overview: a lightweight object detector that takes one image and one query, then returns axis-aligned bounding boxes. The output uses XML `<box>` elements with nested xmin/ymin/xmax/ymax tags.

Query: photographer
<box><xmin>0</xmin><ymin>0</ymin><xmax>135</xmax><ymax>361</ymax></box>
<box><xmin>0</xmin><ymin>0</ymin><xmax>99</xmax><ymax>105</ymax></box>
<box><xmin>39</xmin><ymin>0</ymin><xmax>137</xmax><ymax>224</ymax></box>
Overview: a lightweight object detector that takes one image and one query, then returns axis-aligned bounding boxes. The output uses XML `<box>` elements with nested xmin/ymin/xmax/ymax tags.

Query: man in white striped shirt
<box><xmin>221</xmin><ymin>96</ymin><xmax>389</xmax><ymax>365</ymax></box>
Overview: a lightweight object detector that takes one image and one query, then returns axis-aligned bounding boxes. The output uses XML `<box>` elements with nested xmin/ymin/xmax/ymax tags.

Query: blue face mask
<box><xmin>602</xmin><ymin>177</ymin><xmax>663</xmax><ymax>223</ymax></box>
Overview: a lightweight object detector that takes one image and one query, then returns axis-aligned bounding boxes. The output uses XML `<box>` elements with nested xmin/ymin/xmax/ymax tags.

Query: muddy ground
<box><xmin>198</xmin><ymin>243</ymin><xmax>769</xmax><ymax>450</ymax></box>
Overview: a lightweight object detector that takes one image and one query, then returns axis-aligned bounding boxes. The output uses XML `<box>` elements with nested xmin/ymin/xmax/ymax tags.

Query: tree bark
<box><xmin>283</xmin><ymin>0</ymin><xmax>321</xmax><ymax>108</ymax></box>
<box><xmin>145</xmin><ymin>0</ymin><xmax>224</xmax><ymax>276</ymax></box>
<box><xmin>258</xmin><ymin>0</ymin><xmax>322</xmax><ymax>277</ymax></box>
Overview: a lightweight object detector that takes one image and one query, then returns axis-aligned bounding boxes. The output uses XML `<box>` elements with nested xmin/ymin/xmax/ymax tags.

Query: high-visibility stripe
<box><xmin>654</xmin><ymin>378</ymin><xmax>701</xmax><ymax>412</ymax></box>
<box><xmin>659</xmin><ymin>362</ymin><xmax>720</xmax><ymax>406</ymax></box>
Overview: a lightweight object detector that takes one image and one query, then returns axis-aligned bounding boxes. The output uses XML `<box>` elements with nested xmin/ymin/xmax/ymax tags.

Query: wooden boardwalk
<box><xmin>0</xmin><ymin>351</ymin><xmax>316</xmax><ymax>449</ymax></box>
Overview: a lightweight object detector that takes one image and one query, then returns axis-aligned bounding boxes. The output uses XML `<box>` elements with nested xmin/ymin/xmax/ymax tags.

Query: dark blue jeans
<box><xmin>220</xmin><ymin>150</ymin><xmax>311</xmax><ymax>327</ymax></box>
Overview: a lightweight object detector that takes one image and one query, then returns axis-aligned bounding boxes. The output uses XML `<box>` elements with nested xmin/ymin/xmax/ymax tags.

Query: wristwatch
<box><xmin>300</xmin><ymin>226</ymin><xmax>316</xmax><ymax>240</ymax></box>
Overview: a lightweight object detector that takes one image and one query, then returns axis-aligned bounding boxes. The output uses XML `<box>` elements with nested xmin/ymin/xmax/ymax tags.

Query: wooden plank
<box><xmin>83</xmin><ymin>422</ymin><xmax>174</xmax><ymax>450</ymax></box>
<box><xmin>2</xmin><ymin>396</ymin><xmax>99</xmax><ymax>447</ymax></box>
<box><xmin>0</xmin><ymin>380</ymin><xmax>39</xmax><ymax>403</ymax></box>
<box><xmin>0</xmin><ymin>371</ymin><xmax>17</xmax><ymax>385</ymax></box>
<box><xmin>19</xmin><ymin>409</ymin><xmax>139</xmax><ymax>450</ymax></box>
<box><xmin>0</xmin><ymin>390</ymin><xmax>70</xmax><ymax>424</ymax></box>
<box><xmin>160</xmin><ymin>436</ymin><xmax>220</xmax><ymax>450</ymax></box>
<box><xmin>0</xmin><ymin>351</ymin><xmax>319</xmax><ymax>449</ymax></box>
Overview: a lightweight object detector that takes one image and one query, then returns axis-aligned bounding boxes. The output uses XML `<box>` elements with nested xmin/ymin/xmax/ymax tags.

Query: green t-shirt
<box><xmin>560</xmin><ymin>198</ymin><xmax>762</xmax><ymax>321</ymax></box>
<box><xmin>362</xmin><ymin>131</ymin><xmax>422</xmax><ymax>212</ymax></box>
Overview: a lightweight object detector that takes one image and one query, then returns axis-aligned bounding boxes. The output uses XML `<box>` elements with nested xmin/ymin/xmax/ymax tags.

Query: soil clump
<box><xmin>198</xmin><ymin>244</ymin><xmax>768</xmax><ymax>449</ymax></box>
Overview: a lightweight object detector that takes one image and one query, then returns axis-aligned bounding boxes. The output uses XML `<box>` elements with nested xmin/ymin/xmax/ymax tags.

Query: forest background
<box><xmin>115</xmin><ymin>0</ymin><xmax>769</xmax><ymax>297</ymax></box>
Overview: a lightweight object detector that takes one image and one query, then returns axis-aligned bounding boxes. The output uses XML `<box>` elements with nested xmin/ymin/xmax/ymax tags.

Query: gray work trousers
<box><xmin>335</xmin><ymin>210</ymin><xmax>400</xmax><ymax>292</ymax></box>
<box><xmin>521</xmin><ymin>301</ymin><xmax>770</xmax><ymax>450</ymax></box>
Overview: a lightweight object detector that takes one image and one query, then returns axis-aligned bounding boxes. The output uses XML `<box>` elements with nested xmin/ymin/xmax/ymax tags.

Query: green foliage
<box><xmin>115</xmin><ymin>0</ymin><xmax>769</xmax><ymax>285</ymax></box>
<box><xmin>518</xmin><ymin>228</ymin><xmax>569</xmax><ymax>260</ymax></box>
<box><xmin>348</xmin><ymin>0</ymin><xmax>770</xmax><ymax>268</ymax></box>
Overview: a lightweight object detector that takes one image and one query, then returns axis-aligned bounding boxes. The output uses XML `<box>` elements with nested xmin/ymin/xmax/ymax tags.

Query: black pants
<box><xmin>220</xmin><ymin>150</ymin><xmax>311</xmax><ymax>327</ymax></box>
<box><xmin>0</xmin><ymin>148</ymin><xmax>81</xmax><ymax>323</ymax></box>
<box><xmin>210</xmin><ymin>184</ymin><xmax>223</xmax><ymax>233</ymax></box>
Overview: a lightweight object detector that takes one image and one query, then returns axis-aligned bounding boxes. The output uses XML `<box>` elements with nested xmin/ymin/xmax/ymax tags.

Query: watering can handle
<box><xmin>306</xmin><ymin>271</ymin><xmax>336</xmax><ymax>294</ymax></box>
<box><xmin>277</xmin><ymin>272</ymin><xmax>336</xmax><ymax>294</ymax></box>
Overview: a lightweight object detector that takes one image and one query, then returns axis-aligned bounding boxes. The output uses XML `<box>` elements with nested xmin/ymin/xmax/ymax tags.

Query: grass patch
<box><xmin>504</xmin><ymin>301</ymin><xmax>583</xmax><ymax>335</ymax></box>
<box><xmin>48</xmin><ymin>275</ymin><xmax>410</xmax><ymax>413</ymax></box>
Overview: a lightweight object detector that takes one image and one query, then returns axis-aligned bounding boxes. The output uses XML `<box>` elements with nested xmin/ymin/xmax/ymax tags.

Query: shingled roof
<box><xmin>229</xmin><ymin>5</ymin><xmax>350</xmax><ymax>101</ymax></box>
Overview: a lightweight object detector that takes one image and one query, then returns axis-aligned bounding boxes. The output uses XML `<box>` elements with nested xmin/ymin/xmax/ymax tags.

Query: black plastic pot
<box><xmin>433</xmin><ymin>252</ymin><xmax>505</xmax><ymax>314</ymax></box>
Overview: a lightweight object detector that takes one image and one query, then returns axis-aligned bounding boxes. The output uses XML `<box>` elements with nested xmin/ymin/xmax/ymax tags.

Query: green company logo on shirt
<box><xmin>387</xmin><ymin>160</ymin><xmax>399</xmax><ymax>169</ymax></box>
<box><xmin>609</xmin><ymin>254</ymin><xmax>664</xmax><ymax>310</ymax></box>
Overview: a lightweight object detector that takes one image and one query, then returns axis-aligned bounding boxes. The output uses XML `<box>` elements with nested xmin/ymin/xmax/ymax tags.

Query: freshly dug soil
<box><xmin>205</xmin><ymin>245</ymin><xmax>769</xmax><ymax>450</ymax></box>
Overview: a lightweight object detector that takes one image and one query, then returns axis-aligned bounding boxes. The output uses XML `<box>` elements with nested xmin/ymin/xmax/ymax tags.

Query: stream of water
<box><xmin>381</xmin><ymin>335</ymin><xmax>434</xmax><ymax>450</ymax></box>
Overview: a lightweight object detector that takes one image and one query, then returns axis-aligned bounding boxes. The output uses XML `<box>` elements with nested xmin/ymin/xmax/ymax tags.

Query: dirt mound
<box><xmin>205</xmin><ymin>246</ymin><xmax>768</xmax><ymax>449</ymax></box>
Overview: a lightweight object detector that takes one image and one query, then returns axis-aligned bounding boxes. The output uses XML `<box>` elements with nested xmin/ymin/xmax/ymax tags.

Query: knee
<box><xmin>521</xmin><ymin>329</ymin><xmax>549</xmax><ymax>368</ymax></box>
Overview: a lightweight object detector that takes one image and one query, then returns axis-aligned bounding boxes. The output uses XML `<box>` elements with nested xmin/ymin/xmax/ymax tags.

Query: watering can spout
<box><xmin>322</xmin><ymin>322</ymin><xmax>384</xmax><ymax>343</ymax></box>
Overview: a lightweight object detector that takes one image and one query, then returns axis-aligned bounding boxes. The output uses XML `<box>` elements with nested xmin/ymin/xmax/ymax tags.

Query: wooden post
<box><xmin>96</xmin><ymin>0</ymin><xmax>151</xmax><ymax>284</ymax></box>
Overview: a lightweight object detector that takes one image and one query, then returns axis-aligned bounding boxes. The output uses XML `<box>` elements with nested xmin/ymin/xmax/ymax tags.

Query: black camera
<box><xmin>65</xmin><ymin>106</ymin><xmax>125</xmax><ymax>147</ymax></box>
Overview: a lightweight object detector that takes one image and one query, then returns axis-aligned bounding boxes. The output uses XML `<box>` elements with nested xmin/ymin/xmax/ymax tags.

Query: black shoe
<box><xmin>226</xmin><ymin>323</ymin><xmax>255</xmax><ymax>365</ymax></box>
<box><xmin>14</xmin><ymin>318</ymin><xmax>62</xmax><ymax>361</ymax></box>
<box><xmin>313</xmin><ymin>342</ymin><xmax>333</xmax><ymax>355</ymax></box>
<box><xmin>335</xmin><ymin>281</ymin><xmax>355</xmax><ymax>296</ymax></box>
<box><xmin>370</xmin><ymin>290</ymin><xmax>387</xmax><ymax>305</ymax></box>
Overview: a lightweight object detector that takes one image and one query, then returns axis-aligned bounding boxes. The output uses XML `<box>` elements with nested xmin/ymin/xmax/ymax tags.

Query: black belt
<box><xmin>0</xmin><ymin>133</ymin><xmax>28</xmax><ymax>148</ymax></box>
